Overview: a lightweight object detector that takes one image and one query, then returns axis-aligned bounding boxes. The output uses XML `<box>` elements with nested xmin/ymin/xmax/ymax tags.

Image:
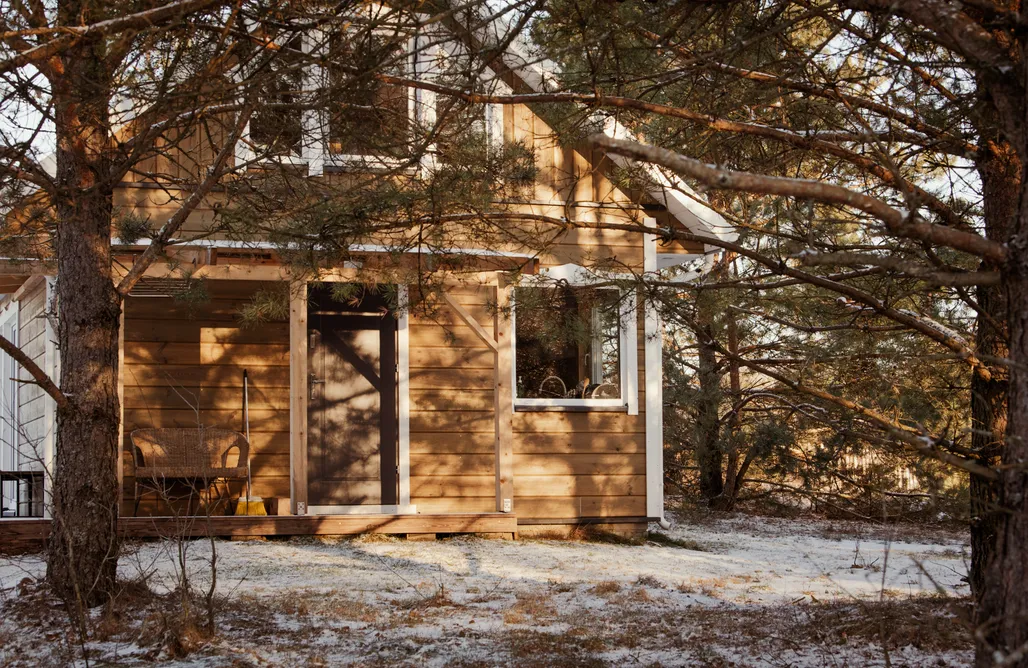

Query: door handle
<box><xmin>309</xmin><ymin>373</ymin><xmax>324</xmax><ymax>400</ymax></box>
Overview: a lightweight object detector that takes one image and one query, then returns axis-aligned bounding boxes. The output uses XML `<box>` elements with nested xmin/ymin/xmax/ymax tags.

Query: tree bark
<box><xmin>44</xmin><ymin>29</ymin><xmax>122</xmax><ymax>607</ymax></box>
<box><xmin>970</xmin><ymin>137</ymin><xmax>1016</xmax><ymax>604</ymax></box>
<box><xmin>714</xmin><ymin>304</ymin><xmax>743</xmax><ymax>511</ymax></box>
<box><xmin>976</xmin><ymin>162</ymin><xmax>1028</xmax><ymax>667</ymax></box>
<box><xmin>694</xmin><ymin>289</ymin><xmax>724</xmax><ymax>503</ymax></box>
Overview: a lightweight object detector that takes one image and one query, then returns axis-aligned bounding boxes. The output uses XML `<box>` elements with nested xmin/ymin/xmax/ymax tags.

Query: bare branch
<box><xmin>716</xmin><ymin>345</ymin><xmax>998</xmax><ymax>480</ymax></box>
<box><xmin>798</xmin><ymin>251</ymin><xmax>1002</xmax><ymax>286</ymax></box>
<box><xmin>589</xmin><ymin>134</ymin><xmax>1008</xmax><ymax>263</ymax></box>
<box><xmin>0</xmin><ymin>332</ymin><xmax>69</xmax><ymax>411</ymax></box>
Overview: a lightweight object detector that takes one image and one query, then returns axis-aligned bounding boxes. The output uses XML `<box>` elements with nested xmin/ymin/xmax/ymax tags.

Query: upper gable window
<box><xmin>514</xmin><ymin>285</ymin><xmax>634</xmax><ymax>410</ymax></box>
<box><xmin>247</xmin><ymin>35</ymin><xmax>305</xmax><ymax>159</ymax></box>
<box><xmin>326</xmin><ymin>31</ymin><xmax>412</xmax><ymax>159</ymax></box>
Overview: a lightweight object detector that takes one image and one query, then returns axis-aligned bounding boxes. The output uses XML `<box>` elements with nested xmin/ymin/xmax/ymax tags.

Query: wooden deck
<box><xmin>0</xmin><ymin>513</ymin><xmax>518</xmax><ymax>554</ymax></box>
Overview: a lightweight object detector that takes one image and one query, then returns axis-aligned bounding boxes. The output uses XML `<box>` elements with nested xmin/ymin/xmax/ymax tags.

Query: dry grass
<box><xmin>503</xmin><ymin>591</ymin><xmax>557</xmax><ymax>624</ymax></box>
<box><xmin>644</xmin><ymin>531</ymin><xmax>710</xmax><ymax>551</ymax></box>
<box><xmin>0</xmin><ymin>575</ymin><xmax>972</xmax><ymax>667</ymax></box>
<box><xmin>590</xmin><ymin>580</ymin><xmax>621</xmax><ymax>596</ymax></box>
<box><xmin>508</xmin><ymin>628</ymin><xmax>607</xmax><ymax>667</ymax></box>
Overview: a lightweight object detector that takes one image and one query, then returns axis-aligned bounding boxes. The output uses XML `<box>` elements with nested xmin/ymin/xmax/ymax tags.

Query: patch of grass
<box><xmin>548</xmin><ymin>579</ymin><xmax>575</xmax><ymax>593</ymax></box>
<box><xmin>676</xmin><ymin>581</ymin><xmax>698</xmax><ymax>595</ymax></box>
<box><xmin>798</xmin><ymin>596</ymin><xmax>971</xmax><ymax>650</ymax></box>
<box><xmin>644</xmin><ymin>531</ymin><xmax>709</xmax><ymax>551</ymax></box>
<box><xmin>634</xmin><ymin>574</ymin><xmax>664</xmax><ymax>589</ymax></box>
<box><xmin>508</xmin><ymin>628</ymin><xmax>607</xmax><ymax>667</ymax></box>
<box><xmin>503</xmin><ymin>592</ymin><xmax>557</xmax><ymax>624</ymax></box>
<box><xmin>350</xmin><ymin>533</ymin><xmax>402</xmax><ymax>545</ymax></box>
<box><xmin>391</xmin><ymin>584</ymin><xmax>455</xmax><ymax>613</ymax></box>
<box><xmin>671</xmin><ymin>594</ymin><xmax>972</xmax><ymax>656</ymax></box>
<box><xmin>590</xmin><ymin>580</ymin><xmax>621</xmax><ymax>596</ymax></box>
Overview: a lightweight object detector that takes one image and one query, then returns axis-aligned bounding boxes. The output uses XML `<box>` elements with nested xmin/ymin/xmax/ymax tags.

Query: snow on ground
<box><xmin>0</xmin><ymin>514</ymin><xmax>972</xmax><ymax>667</ymax></box>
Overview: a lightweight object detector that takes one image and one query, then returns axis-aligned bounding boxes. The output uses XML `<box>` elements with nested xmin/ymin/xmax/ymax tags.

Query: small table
<box><xmin>0</xmin><ymin>470</ymin><xmax>44</xmax><ymax>518</ymax></box>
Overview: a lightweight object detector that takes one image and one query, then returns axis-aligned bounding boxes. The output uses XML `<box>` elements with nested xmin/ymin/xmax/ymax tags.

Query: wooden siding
<box><xmin>107</xmin><ymin>98</ymin><xmax>702</xmax><ymax>272</ymax></box>
<box><xmin>120</xmin><ymin>278</ymin><xmax>648</xmax><ymax>522</ymax></box>
<box><xmin>121</xmin><ymin>280</ymin><xmax>290</xmax><ymax>515</ymax></box>
<box><xmin>16</xmin><ymin>277</ymin><xmax>47</xmax><ymax>472</ymax></box>
<box><xmin>409</xmin><ymin>284</ymin><xmax>648</xmax><ymax>520</ymax></box>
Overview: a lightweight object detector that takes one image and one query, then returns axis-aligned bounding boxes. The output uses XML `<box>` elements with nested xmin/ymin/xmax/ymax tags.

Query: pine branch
<box><xmin>0</xmin><ymin>332</ymin><xmax>68</xmax><ymax>411</ymax></box>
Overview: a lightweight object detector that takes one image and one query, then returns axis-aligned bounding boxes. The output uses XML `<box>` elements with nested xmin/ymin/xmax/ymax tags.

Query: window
<box><xmin>247</xmin><ymin>35</ymin><xmax>305</xmax><ymax>159</ymax></box>
<box><xmin>513</xmin><ymin>285</ymin><xmax>635</xmax><ymax>409</ymax></box>
<box><xmin>327</xmin><ymin>32</ymin><xmax>412</xmax><ymax>159</ymax></box>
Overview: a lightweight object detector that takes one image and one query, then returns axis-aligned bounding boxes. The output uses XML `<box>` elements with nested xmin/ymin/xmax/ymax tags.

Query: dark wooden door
<box><xmin>308</xmin><ymin>311</ymin><xmax>397</xmax><ymax>506</ymax></box>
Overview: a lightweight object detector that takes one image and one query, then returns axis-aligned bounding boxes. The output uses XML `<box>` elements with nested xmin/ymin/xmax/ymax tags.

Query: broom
<box><xmin>236</xmin><ymin>368</ymin><xmax>266</xmax><ymax>516</ymax></box>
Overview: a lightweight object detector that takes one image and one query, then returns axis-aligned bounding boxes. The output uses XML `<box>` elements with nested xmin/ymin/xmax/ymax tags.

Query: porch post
<box><xmin>397</xmin><ymin>286</ymin><xmax>411</xmax><ymax>508</ymax></box>
<box><xmin>494</xmin><ymin>275</ymin><xmax>514</xmax><ymax>513</ymax></box>
<box><xmin>643</xmin><ymin>217</ymin><xmax>664</xmax><ymax>520</ymax></box>
<box><xmin>289</xmin><ymin>279</ymin><xmax>308</xmax><ymax>515</ymax></box>
<box><xmin>42</xmin><ymin>277</ymin><xmax>58</xmax><ymax>519</ymax></box>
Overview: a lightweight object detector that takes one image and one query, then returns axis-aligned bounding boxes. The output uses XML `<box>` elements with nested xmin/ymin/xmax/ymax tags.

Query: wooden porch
<box><xmin>0</xmin><ymin>512</ymin><xmax>518</xmax><ymax>554</ymax></box>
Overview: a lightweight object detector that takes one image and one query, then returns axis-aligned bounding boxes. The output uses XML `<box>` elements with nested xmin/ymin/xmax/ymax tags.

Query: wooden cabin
<box><xmin>0</xmin><ymin>13</ymin><xmax>733</xmax><ymax>539</ymax></box>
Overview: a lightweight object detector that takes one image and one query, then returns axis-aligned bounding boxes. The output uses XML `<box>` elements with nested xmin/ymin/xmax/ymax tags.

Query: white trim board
<box><xmin>42</xmin><ymin>277</ymin><xmax>57</xmax><ymax>519</ymax></box>
<box><xmin>643</xmin><ymin>217</ymin><xmax>664</xmax><ymax>520</ymax></box>
<box><xmin>110</xmin><ymin>237</ymin><xmax>539</xmax><ymax>260</ymax></box>
<box><xmin>397</xmin><ymin>286</ymin><xmax>411</xmax><ymax>507</ymax></box>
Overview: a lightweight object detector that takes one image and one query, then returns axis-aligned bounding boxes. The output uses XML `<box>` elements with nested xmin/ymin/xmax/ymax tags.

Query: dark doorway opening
<box><xmin>306</xmin><ymin>286</ymin><xmax>398</xmax><ymax>507</ymax></box>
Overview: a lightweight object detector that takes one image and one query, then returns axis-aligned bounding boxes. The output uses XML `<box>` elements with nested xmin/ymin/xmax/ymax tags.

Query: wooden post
<box><xmin>397</xmin><ymin>286</ymin><xmax>411</xmax><ymax>508</ymax></box>
<box><xmin>493</xmin><ymin>276</ymin><xmax>514</xmax><ymax>513</ymax></box>
<box><xmin>289</xmin><ymin>280</ymin><xmax>308</xmax><ymax>515</ymax></box>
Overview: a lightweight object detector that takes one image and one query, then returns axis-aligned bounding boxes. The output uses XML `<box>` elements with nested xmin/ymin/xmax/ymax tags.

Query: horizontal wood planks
<box><xmin>16</xmin><ymin>278</ymin><xmax>47</xmax><ymax>472</ymax></box>
<box><xmin>121</xmin><ymin>279</ymin><xmax>650</xmax><ymax>525</ymax></box>
<box><xmin>111</xmin><ymin>100</ymin><xmax>701</xmax><ymax>270</ymax></box>
<box><xmin>408</xmin><ymin>285</ymin><xmax>648</xmax><ymax>521</ymax></box>
<box><xmin>122</xmin><ymin>281</ymin><xmax>291</xmax><ymax>515</ymax></box>
<box><xmin>0</xmin><ymin>513</ymin><xmax>518</xmax><ymax>552</ymax></box>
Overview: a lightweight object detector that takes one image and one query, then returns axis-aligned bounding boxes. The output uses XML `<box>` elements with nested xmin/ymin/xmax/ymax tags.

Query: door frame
<box><xmin>289</xmin><ymin>282</ymin><xmax>412</xmax><ymax>516</ymax></box>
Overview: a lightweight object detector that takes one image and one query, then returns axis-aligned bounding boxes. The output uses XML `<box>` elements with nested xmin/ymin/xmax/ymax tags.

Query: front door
<box><xmin>307</xmin><ymin>290</ymin><xmax>397</xmax><ymax>507</ymax></box>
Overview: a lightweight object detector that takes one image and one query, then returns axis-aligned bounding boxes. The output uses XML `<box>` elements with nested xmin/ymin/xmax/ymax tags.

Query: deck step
<box><xmin>0</xmin><ymin>513</ymin><xmax>518</xmax><ymax>553</ymax></box>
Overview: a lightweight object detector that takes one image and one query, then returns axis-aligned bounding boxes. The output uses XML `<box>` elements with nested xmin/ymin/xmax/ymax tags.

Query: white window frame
<box><xmin>511</xmin><ymin>283</ymin><xmax>638</xmax><ymax>412</ymax></box>
<box><xmin>411</xmin><ymin>37</ymin><xmax>506</xmax><ymax>175</ymax></box>
<box><xmin>322</xmin><ymin>33</ymin><xmax>419</xmax><ymax>171</ymax></box>
<box><xmin>236</xmin><ymin>20</ymin><xmax>506</xmax><ymax>176</ymax></box>
<box><xmin>234</xmin><ymin>30</ymin><xmax>312</xmax><ymax>170</ymax></box>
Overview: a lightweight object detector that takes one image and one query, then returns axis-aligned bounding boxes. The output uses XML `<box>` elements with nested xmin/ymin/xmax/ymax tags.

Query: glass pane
<box><xmin>515</xmin><ymin>286</ymin><xmax>622</xmax><ymax>400</ymax></box>
<box><xmin>433</xmin><ymin>104</ymin><xmax>488</xmax><ymax>163</ymax></box>
<box><xmin>249</xmin><ymin>35</ymin><xmax>305</xmax><ymax>157</ymax></box>
<box><xmin>328</xmin><ymin>33</ymin><xmax>410</xmax><ymax>157</ymax></box>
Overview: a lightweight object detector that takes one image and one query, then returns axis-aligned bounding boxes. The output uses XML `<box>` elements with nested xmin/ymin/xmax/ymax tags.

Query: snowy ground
<box><xmin>0</xmin><ymin>514</ymin><xmax>972</xmax><ymax>666</ymax></box>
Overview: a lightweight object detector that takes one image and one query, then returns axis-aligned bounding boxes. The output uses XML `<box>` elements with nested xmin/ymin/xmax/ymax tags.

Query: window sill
<box><xmin>324</xmin><ymin>155</ymin><xmax>417</xmax><ymax>174</ymax></box>
<box><xmin>514</xmin><ymin>404</ymin><xmax>629</xmax><ymax>413</ymax></box>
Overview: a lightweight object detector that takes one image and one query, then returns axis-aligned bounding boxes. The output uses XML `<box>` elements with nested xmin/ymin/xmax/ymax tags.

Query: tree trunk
<box><xmin>694</xmin><ymin>289</ymin><xmax>724</xmax><ymax>503</ymax></box>
<box><xmin>44</xmin><ymin>34</ymin><xmax>122</xmax><ymax>607</ymax></box>
<box><xmin>976</xmin><ymin>164</ymin><xmax>1028</xmax><ymax>667</ymax></box>
<box><xmin>970</xmin><ymin>137</ymin><xmax>1016</xmax><ymax>603</ymax></box>
<box><xmin>715</xmin><ymin>304</ymin><xmax>743</xmax><ymax>511</ymax></box>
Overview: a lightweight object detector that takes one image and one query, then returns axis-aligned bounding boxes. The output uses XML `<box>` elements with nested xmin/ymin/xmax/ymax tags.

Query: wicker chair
<box><xmin>130</xmin><ymin>428</ymin><xmax>249</xmax><ymax>516</ymax></box>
